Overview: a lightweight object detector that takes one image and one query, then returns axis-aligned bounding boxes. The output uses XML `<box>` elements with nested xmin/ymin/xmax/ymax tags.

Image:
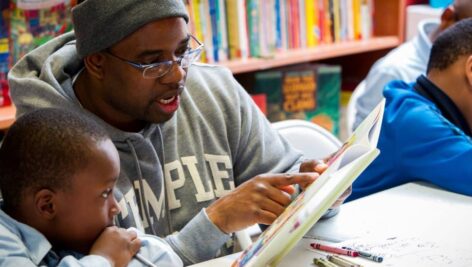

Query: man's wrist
<box><xmin>205</xmin><ymin>204</ymin><xmax>229</xmax><ymax>234</ymax></box>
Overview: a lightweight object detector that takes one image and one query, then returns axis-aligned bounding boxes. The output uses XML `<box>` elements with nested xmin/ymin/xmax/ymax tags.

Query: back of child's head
<box><xmin>427</xmin><ymin>18</ymin><xmax>472</xmax><ymax>73</ymax></box>
<box><xmin>0</xmin><ymin>108</ymin><xmax>110</xmax><ymax>210</ymax></box>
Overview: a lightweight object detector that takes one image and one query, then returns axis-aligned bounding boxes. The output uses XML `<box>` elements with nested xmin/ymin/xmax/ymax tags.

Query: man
<box><xmin>348</xmin><ymin>18</ymin><xmax>472</xmax><ymax>201</ymax></box>
<box><xmin>8</xmin><ymin>0</ymin><xmax>335</xmax><ymax>264</ymax></box>
<box><xmin>353</xmin><ymin>0</ymin><xmax>472</xmax><ymax>130</ymax></box>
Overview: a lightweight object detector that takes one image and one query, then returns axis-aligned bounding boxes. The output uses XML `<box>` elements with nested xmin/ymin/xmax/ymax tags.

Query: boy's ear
<box><xmin>34</xmin><ymin>189</ymin><xmax>57</xmax><ymax>220</ymax></box>
<box><xmin>83</xmin><ymin>53</ymin><xmax>106</xmax><ymax>80</ymax></box>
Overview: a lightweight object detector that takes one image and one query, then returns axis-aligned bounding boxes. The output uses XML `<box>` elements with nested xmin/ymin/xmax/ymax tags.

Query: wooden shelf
<box><xmin>0</xmin><ymin>105</ymin><xmax>16</xmax><ymax>130</ymax></box>
<box><xmin>222</xmin><ymin>36</ymin><xmax>400</xmax><ymax>74</ymax></box>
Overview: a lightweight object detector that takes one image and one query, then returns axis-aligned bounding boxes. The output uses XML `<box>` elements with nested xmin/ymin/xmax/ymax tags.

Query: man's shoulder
<box><xmin>186</xmin><ymin>63</ymin><xmax>240</xmax><ymax>97</ymax></box>
<box><xmin>187</xmin><ymin>63</ymin><xmax>233</xmax><ymax>80</ymax></box>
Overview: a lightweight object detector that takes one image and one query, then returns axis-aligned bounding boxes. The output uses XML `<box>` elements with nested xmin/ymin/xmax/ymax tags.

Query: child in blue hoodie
<box><xmin>349</xmin><ymin>18</ymin><xmax>472</xmax><ymax>201</ymax></box>
<box><xmin>0</xmin><ymin>108</ymin><xmax>182</xmax><ymax>267</ymax></box>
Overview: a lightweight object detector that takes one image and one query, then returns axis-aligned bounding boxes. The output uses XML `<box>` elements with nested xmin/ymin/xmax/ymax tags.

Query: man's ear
<box><xmin>83</xmin><ymin>53</ymin><xmax>106</xmax><ymax>80</ymax></box>
<box><xmin>34</xmin><ymin>189</ymin><xmax>57</xmax><ymax>220</ymax></box>
<box><xmin>439</xmin><ymin>6</ymin><xmax>458</xmax><ymax>31</ymax></box>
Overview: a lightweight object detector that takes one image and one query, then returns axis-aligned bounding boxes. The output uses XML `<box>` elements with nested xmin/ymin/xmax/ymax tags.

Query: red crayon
<box><xmin>310</xmin><ymin>243</ymin><xmax>359</xmax><ymax>257</ymax></box>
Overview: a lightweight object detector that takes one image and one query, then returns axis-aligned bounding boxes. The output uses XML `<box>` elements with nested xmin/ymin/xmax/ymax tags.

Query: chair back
<box><xmin>272</xmin><ymin>119</ymin><xmax>342</xmax><ymax>159</ymax></box>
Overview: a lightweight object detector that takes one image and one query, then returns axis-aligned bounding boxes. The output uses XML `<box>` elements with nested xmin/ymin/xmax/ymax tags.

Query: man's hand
<box><xmin>90</xmin><ymin>226</ymin><xmax>141</xmax><ymax>267</ymax></box>
<box><xmin>299</xmin><ymin>158</ymin><xmax>352</xmax><ymax>207</ymax></box>
<box><xmin>298</xmin><ymin>159</ymin><xmax>328</xmax><ymax>190</ymax></box>
<box><xmin>206</xmin><ymin>173</ymin><xmax>318</xmax><ymax>234</ymax></box>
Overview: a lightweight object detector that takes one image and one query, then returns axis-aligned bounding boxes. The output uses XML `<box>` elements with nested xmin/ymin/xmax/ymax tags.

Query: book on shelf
<box><xmin>226</xmin><ymin>0</ymin><xmax>249</xmax><ymax>59</ymax></box>
<box><xmin>251</xmin><ymin>64</ymin><xmax>341</xmax><ymax>136</ymax></box>
<box><xmin>232</xmin><ymin>99</ymin><xmax>385</xmax><ymax>267</ymax></box>
<box><xmin>186</xmin><ymin>0</ymin><xmax>374</xmax><ymax>62</ymax></box>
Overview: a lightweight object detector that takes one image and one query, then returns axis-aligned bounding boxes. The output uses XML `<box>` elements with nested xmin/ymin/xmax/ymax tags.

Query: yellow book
<box><xmin>190</xmin><ymin>0</ymin><xmax>206</xmax><ymax>62</ymax></box>
<box><xmin>226</xmin><ymin>0</ymin><xmax>239</xmax><ymax>59</ymax></box>
<box><xmin>333</xmin><ymin>0</ymin><xmax>341</xmax><ymax>43</ymax></box>
<box><xmin>305</xmin><ymin>0</ymin><xmax>316</xmax><ymax>47</ymax></box>
<box><xmin>353</xmin><ymin>0</ymin><xmax>361</xmax><ymax>40</ymax></box>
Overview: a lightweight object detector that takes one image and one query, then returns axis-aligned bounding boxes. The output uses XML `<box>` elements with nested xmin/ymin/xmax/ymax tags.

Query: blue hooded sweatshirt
<box><xmin>348</xmin><ymin>75</ymin><xmax>472</xmax><ymax>201</ymax></box>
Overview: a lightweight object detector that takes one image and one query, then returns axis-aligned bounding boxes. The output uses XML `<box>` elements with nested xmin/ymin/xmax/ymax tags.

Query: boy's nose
<box><xmin>110</xmin><ymin>197</ymin><xmax>121</xmax><ymax>215</ymax></box>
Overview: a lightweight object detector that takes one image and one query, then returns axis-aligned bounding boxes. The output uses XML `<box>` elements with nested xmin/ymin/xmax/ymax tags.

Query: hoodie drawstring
<box><xmin>157</xmin><ymin>124</ymin><xmax>174</xmax><ymax>234</ymax></box>
<box><xmin>126</xmin><ymin>138</ymin><xmax>158</xmax><ymax>236</ymax></box>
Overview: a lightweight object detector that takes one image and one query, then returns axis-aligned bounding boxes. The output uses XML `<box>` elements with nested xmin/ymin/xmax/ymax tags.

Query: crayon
<box><xmin>327</xmin><ymin>255</ymin><xmax>363</xmax><ymax>267</ymax></box>
<box><xmin>311</xmin><ymin>243</ymin><xmax>359</xmax><ymax>257</ymax></box>
<box><xmin>342</xmin><ymin>247</ymin><xmax>383</xmax><ymax>263</ymax></box>
<box><xmin>313</xmin><ymin>258</ymin><xmax>339</xmax><ymax>267</ymax></box>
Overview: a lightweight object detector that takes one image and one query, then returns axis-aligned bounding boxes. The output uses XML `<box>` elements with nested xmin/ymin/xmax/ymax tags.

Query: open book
<box><xmin>232</xmin><ymin>99</ymin><xmax>385</xmax><ymax>267</ymax></box>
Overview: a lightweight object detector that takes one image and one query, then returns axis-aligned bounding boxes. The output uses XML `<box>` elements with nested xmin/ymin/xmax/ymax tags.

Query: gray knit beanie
<box><xmin>72</xmin><ymin>0</ymin><xmax>189</xmax><ymax>58</ymax></box>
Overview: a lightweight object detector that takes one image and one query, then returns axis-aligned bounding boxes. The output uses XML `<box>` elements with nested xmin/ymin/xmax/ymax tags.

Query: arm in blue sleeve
<box><xmin>397</xmin><ymin>104</ymin><xmax>472</xmax><ymax>196</ymax></box>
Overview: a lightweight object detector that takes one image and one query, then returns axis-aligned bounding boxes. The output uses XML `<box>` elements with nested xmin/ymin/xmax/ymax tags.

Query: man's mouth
<box><xmin>159</xmin><ymin>95</ymin><xmax>176</xmax><ymax>104</ymax></box>
<box><xmin>157</xmin><ymin>94</ymin><xmax>180</xmax><ymax>114</ymax></box>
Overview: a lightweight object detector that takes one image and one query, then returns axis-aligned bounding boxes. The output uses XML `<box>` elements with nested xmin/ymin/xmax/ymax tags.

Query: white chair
<box><xmin>346</xmin><ymin>80</ymin><xmax>366</xmax><ymax>136</ymax></box>
<box><xmin>272</xmin><ymin>119</ymin><xmax>342</xmax><ymax>159</ymax></box>
<box><xmin>235</xmin><ymin>120</ymin><xmax>343</xmax><ymax>250</ymax></box>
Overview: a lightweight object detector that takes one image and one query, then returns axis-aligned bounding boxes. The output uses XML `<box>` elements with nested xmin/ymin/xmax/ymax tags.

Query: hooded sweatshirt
<box><xmin>8</xmin><ymin>32</ymin><xmax>303</xmax><ymax>265</ymax></box>
<box><xmin>348</xmin><ymin>76</ymin><xmax>472</xmax><ymax>201</ymax></box>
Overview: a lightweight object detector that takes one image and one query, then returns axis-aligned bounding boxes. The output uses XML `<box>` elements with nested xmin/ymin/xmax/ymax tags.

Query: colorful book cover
<box><xmin>322</xmin><ymin>0</ymin><xmax>333</xmax><ymax>44</ymax></box>
<box><xmin>246</xmin><ymin>0</ymin><xmax>260</xmax><ymax>58</ymax></box>
<box><xmin>360</xmin><ymin>0</ymin><xmax>373</xmax><ymax>39</ymax></box>
<box><xmin>200</xmin><ymin>0</ymin><xmax>214</xmax><ymax>62</ymax></box>
<box><xmin>227</xmin><ymin>0</ymin><xmax>251</xmax><ymax>60</ymax></box>
<box><xmin>9</xmin><ymin>1</ymin><xmax>75</xmax><ymax>64</ymax></box>
<box><xmin>279</xmin><ymin>0</ymin><xmax>288</xmax><ymax>51</ymax></box>
<box><xmin>305</xmin><ymin>0</ymin><xmax>320</xmax><ymax>47</ymax></box>
<box><xmin>233</xmin><ymin>100</ymin><xmax>385</xmax><ymax>267</ymax></box>
<box><xmin>0</xmin><ymin>0</ymin><xmax>8</xmax><ymax>107</ymax></box>
<box><xmin>352</xmin><ymin>0</ymin><xmax>362</xmax><ymax>39</ymax></box>
<box><xmin>252</xmin><ymin>64</ymin><xmax>341</xmax><ymax>136</ymax></box>
<box><xmin>298</xmin><ymin>0</ymin><xmax>306</xmax><ymax>48</ymax></box>
<box><xmin>216</xmin><ymin>0</ymin><xmax>228</xmax><ymax>61</ymax></box>
<box><xmin>332</xmin><ymin>0</ymin><xmax>341</xmax><ymax>43</ymax></box>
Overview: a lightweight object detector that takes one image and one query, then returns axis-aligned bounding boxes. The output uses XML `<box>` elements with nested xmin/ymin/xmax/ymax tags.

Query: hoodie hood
<box><xmin>8</xmin><ymin>31</ymin><xmax>160</xmax><ymax>144</ymax></box>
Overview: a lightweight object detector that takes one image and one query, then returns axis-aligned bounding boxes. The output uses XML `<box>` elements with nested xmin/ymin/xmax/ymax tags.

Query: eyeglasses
<box><xmin>105</xmin><ymin>34</ymin><xmax>203</xmax><ymax>79</ymax></box>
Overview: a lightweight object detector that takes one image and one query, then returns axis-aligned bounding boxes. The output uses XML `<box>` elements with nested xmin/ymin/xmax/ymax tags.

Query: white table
<box><xmin>191</xmin><ymin>183</ymin><xmax>472</xmax><ymax>266</ymax></box>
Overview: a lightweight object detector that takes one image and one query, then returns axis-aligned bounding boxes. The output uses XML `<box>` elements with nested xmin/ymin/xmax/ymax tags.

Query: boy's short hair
<box><xmin>427</xmin><ymin>18</ymin><xmax>472</xmax><ymax>73</ymax></box>
<box><xmin>0</xmin><ymin>108</ymin><xmax>110</xmax><ymax>210</ymax></box>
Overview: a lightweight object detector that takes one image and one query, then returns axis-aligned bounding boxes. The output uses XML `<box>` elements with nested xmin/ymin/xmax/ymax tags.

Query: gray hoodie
<box><xmin>8</xmin><ymin>32</ymin><xmax>303</xmax><ymax>265</ymax></box>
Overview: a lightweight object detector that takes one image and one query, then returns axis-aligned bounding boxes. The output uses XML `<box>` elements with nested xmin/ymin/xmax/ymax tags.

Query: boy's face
<box><xmin>52</xmin><ymin>139</ymin><xmax>121</xmax><ymax>253</ymax></box>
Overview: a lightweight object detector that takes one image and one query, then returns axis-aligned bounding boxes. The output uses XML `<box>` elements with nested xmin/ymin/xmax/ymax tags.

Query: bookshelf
<box><xmin>0</xmin><ymin>105</ymin><xmax>15</xmax><ymax>130</ymax></box>
<box><xmin>223</xmin><ymin>36</ymin><xmax>400</xmax><ymax>74</ymax></box>
<box><xmin>0</xmin><ymin>0</ymin><xmax>406</xmax><ymax>131</ymax></box>
<box><xmin>222</xmin><ymin>0</ymin><xmax>406</xmax><ymax>75</ymax></box>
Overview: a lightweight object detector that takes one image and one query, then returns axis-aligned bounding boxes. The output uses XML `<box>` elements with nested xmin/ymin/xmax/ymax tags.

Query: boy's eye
<box><xmin>101</xmin><ymin>188</ymin><xmax>113</xmax><ymax>199</ymax></box>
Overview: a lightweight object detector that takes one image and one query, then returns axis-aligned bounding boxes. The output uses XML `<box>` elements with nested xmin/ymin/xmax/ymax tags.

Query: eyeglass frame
<box><xmin>104</xmin><ymin>34</ymin><xmax>204</xmax><ymax>79</ymax></box>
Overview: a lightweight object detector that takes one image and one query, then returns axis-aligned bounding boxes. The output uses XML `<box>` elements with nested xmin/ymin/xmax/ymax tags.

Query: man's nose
<box><xmin>160</xmin><ymin>61</ymin><xmax>186</xmax><ymax>84</ymax></box>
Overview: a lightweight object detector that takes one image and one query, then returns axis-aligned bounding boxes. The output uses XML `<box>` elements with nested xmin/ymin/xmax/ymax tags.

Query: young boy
<box><xmin>0</xmin><ymin>108</ymin><xmax>183</xmax><ymax>267</ymax></box>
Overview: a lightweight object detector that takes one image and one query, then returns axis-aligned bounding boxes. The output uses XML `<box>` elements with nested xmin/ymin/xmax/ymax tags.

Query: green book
<box><xmin>253</xmin><ymin>64</ymin><xmax>341</xmax><ymax>136</ymax></box>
